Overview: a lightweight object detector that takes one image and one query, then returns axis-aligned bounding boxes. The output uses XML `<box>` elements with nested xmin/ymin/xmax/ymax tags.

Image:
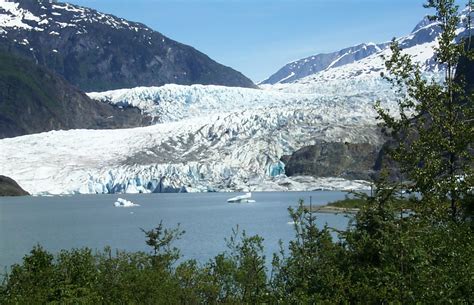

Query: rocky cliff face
<box><xmin>0</xmin><ymin>0</ymin><xmax>255</xmax><ymax>91</ymax></box>
<box><xmin>0</xmin><ymin>175</ymin><xmax>29</xmax><ymax>196</ymax></box>
<box><xmin>0</xmin><ymin>51</ymin><xmax>151</xmax><ymax>138</ymax></box>
<box><xmin>283</xmin><ymin>141</ymin><xmax>380</xmax><ymax>181</ymax></box>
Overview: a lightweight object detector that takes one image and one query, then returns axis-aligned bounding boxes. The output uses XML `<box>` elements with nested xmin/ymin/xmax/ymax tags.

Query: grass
<box><xmin>327</xmin><ymin>196</ymin><xmax>415</xmax><ymax>210</ymax></box>
<box><xmin>327</xmin><ymin>198</ymin><xmax>368</xmax><ymax>209</ymax></box>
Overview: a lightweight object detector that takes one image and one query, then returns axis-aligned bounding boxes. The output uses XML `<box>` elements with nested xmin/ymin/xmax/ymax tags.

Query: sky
<box><xmin>65</xmin><ymin>0</ymin><xmax>456</xmax><ymax>82</ymax></box>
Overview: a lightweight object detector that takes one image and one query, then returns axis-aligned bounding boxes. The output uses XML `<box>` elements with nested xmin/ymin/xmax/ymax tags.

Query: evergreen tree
<box><xmin>376</xmin><ymin>0</ymin><xmax>474</xmax><ymax>220</ymax></box>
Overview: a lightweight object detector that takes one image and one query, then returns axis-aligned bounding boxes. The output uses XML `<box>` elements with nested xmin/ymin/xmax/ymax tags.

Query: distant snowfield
<box><xmin>268</xmin><ymin>40</ymin><xmax>441</xmax><ymax>94</ymax></box>
<box><xmin>1</xmin><ymin>81</ymin><xmax>396</xmax><ymax>195</ymax></box>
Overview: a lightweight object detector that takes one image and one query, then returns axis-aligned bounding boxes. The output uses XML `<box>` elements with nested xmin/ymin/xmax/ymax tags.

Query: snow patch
<box><xmin>0</xmin><ymin>0</ymin><xmax>37</xmax><ymax>30</ymax></box>
<box><xmin>277</xmin><ymin>72</ymin><xmax>295</xmax><ymax>83</ymax></box>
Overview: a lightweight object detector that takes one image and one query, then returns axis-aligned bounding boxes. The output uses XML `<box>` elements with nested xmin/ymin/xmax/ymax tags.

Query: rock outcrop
<box><xmin>283</xmin><ymin>141</ymin><xmax>380</xmax><ymax>181</ymax></box>
<box><xmin>0</xmin><ymin>175</ymin><xmax>29</xmax><ymax>196</ymax></box>
<box><xmin>0</xmin><ymin>51</ymin><xmax>152</xmax><ymax>139</ymax></box>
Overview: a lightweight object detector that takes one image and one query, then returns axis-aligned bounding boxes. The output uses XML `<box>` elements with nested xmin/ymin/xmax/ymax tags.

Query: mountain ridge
<box><xmin>0</xmin><ymin>0</ymin><xmax>255</xmax><ymax>91</ymax></box>
<box><xmin>0</xmin><ymin>51</ymin><xmax>151</xmax><ymax>139</ymax></box>
<box><xmin>261</xmin><ymin>10</ymin><xmax>469</xmax><ymax>85</ymax></box>
<box><xmin>260</xmin><ymin>42</ymin><xmax>388</xmax><ymax>85</ymax></box>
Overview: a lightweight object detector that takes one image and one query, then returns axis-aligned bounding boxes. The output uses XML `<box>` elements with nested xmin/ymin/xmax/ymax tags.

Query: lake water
<box><xmin>0</xmin><ymin>191</ymin><xmax>352</xmax><ymax>270</ymax></box>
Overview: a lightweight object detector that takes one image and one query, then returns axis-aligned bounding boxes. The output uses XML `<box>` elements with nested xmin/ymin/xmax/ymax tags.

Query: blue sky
<box><xmin>67</xmin><ymin>0</ymin><xmax>449</xmax><ymax>82</ymax></box>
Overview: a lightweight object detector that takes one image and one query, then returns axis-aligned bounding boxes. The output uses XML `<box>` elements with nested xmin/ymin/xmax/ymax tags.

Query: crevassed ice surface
<box><xmin>1</xmin><ymin>80</ymin><xmax>400</xmax><ymax>195</ymax></box>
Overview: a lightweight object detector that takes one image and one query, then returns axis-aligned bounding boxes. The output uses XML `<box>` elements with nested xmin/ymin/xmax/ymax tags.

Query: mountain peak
<box><xmin>262</xmin><ymin>10</ymin><xmax>474</xmax><ymax>85</ymax></box>
<box><xmin>411</xmin><ymin>16</ymin><xmax>434</xmax><ymax>33</ymax></box>
<box><xmin>260</xmin><ymin>41</ymin><xmax>386</xmax><ymax>85</ymax></box>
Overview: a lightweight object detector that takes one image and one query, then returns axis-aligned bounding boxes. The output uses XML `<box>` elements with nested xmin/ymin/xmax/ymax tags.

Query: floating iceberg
<box><xmin>113</xmin><ymin>198</ymin><xmax>140</xmax><ymax>207</ymax></box>
<box><xmin>227</xmin><ymin>192</ymin><xmax>256</xmax><ymax>203</ymax></box>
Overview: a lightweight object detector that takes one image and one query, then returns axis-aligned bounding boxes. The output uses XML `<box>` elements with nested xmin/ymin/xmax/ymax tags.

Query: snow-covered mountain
<box><xmin>261</xmin><ymin>13</ymin><xmax>469</xmax><ymax>94</ymax></box>
<box><xmin>266</xmin><ymin>40</ymin><xmax>442</xmax><ymax>95</ymax></box>
<box><xmin>260</xmin><ymin>42</ymin><xmax>387</xmax><ymax>85</ymax></box>
<box><xmin>0</xmin><ymin>83</ymin><xmax>397</xmax><ymax>195</ymax></box>
<box><xmin>261</xmin><ymin>10</ymin><xmax>472</xmax><ymax>85</ymax></box>
<box><xmin>0</xmin><ymin>0</ymin><xmax>255</xmax><ymax>91</ymax></box>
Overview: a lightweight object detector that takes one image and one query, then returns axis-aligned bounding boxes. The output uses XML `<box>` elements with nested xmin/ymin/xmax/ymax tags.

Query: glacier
<box><xmin>0</xmin><ymin>5</ymin><xmax>452</xmax><ymax>196</ymax></box>
<box><xmin>0</xmin><ymin>81</ymin><xmax>397</xmax><ymax>195</ymax></box>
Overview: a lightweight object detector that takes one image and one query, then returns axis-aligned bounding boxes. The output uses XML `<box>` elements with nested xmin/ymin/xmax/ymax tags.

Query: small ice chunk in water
<box><xmin>113</xmin><ymin>198</ymin><xmax>140</xmax><ymax>207</ymax></box>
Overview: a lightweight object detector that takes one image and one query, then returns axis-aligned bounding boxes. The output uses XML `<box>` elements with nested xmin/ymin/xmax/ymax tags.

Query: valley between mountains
<box><xmin>0</xmin><ymin>0</ymin><xmax>468</xmax><ymax>195</ymax></box>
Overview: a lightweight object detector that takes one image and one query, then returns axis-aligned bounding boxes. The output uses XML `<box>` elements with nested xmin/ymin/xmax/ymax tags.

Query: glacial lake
<box><xmin>0</xmin><ymin>191</ymin><xmax>353</xmax><ymax>270</ymax></box>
